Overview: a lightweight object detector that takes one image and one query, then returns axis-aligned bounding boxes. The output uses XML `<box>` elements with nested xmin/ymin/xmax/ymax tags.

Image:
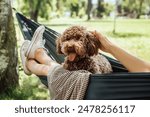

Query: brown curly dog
<box><xmin>56</xmin><ymin>26</ymin><xmax>112</xmax><ymax>74</ymax></box>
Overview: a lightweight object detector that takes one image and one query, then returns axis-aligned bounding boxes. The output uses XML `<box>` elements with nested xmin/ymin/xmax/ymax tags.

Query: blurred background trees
<box><xmin>17</xmin><ymin>0</ymin><xmax>52</xmax><ymax>22</ymax></box>
<box><xmin>16</xmin><ymin>0</ymin><xmax>150</xmax><ymax>21</ymax></box>
<box><xmin>117</xmin><ymin>0</ymin><xmax>146</xmax><ymax>18</ymax></box>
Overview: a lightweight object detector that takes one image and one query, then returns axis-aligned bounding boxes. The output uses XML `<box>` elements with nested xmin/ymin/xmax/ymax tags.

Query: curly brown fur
<box><xmin>56</xmin><ymin>25</ymin><xmax>112</xmax><ymax>74</ymax></box>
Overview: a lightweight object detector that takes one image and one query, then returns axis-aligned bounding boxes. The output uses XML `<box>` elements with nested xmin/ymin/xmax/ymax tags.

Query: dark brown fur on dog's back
<box><xmin>56</xmin><ymin>26</ymin><xmax>112</xmax><ymax>74</ymax></box>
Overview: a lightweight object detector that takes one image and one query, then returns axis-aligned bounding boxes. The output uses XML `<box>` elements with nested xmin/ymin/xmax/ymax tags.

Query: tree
<box><xmin>87</xmin><ymin>0</ymin><xmax>92</xmax><ymax>20</ymax></box>
<box><xmin>90</xmin><ymin>0</ymin><xmax>113</xmax><ymax>18</ymax></box>
<box><xmin>121</xmin><ymin>0</ymin><xmax>146</xmax><ymax>18</ymax></box>
<box><xmin>56</xmin><ymin>0</ymin><xmax>62</xmax><ymax>17</ymax></box>
<box><xmin>0</xmin><ymin>0</ymin><xmax>18</xmax><ymax>92</ymax></box>
<box><xmin>62</xmin><ymin>0</ymin><xmax>86</xmax><ymax>18</ymax></box>
<box><xmin>79</xmin><ymin>1</ymin><xmax>86</xmax><ymax>18</ymax></box>
<box><xmin>70</xmin><ymin>1</ymin><xmax>79</xmax><ymax>17</ymax></box>
<box><xmin>147</xmin><ymin>0</ymin><xmax>150</xmax><ymax>18</ymax></box>
<box><xmin>136</xmin><ymin>0</ymin><xmax>144</xmax><ymax>18</ymax></box>
<box><xmin>20</xmin><ymin>0</ymin><xmax>52</xmax><ymax>22</ymax></box>
<box><xmin>29</xmin><ymin>0</ymin><xmax>42</xmax><ymax>22</ymax></box>
<box><xmin>97</xmin><ymin>0</ymin><xmax>105</xmax><ymax>18</ymax></box>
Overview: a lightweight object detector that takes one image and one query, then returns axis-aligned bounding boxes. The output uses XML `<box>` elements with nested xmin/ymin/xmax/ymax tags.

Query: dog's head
<box><xmin>56</xmin><ymin>26</ymin><xmax>101</xmax><ymax>62</ymax></box>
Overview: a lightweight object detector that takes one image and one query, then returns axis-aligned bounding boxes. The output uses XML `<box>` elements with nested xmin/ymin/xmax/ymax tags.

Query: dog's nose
<box><xmin>67</xmin><ymin>46</ymin><xmax>74</xmax><ymax>52</ymax></box>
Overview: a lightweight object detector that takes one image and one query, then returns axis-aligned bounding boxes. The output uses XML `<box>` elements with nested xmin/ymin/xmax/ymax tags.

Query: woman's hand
<box><xmin>92</xmin><ymin>31</ymin><xmax>115</xmax><ymax>54</ymax></box>
<box><xmin>92</xmin><ymin>31</ymin><xmax>150</xmax><ymax>72</ymax></box>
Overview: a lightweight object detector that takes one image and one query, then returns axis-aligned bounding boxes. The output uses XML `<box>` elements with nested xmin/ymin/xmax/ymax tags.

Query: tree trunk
<box><xmin>136</xmin><ymin>0</ymin><xmax>144</xmax><ymax>19</ymax></box>
<box><xmin>97</xmin><ymin>0</ymin><xmax>104</xmax><ymax>18</ymax></box>
<box><xmin>29</xmin><ymin>0</ymin><xmax>42</xmax><ymax>22</ymax></box>
<box><xmin>0</xmin><ymin>0</ymin><xmax>18</xmax><ymax>92</ymax></box>
<box><xmin>30</xmin><ymin>9</ymin><xmax>39</xmax><ymax>22</ymax></box>
<box><xmin>87</xmin><ymin>0</ymin><xmax>92</xmax><ymax>20</ymax></box>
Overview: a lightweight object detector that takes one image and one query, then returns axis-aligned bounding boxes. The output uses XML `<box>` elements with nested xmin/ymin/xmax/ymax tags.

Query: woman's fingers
<box><xmin>90</xmin><ymin>30</ymin><xmax>114</xmax><ymax>53</ymax></box>
<box><xmin>91</xmin><ymin>31</ymin><xmax>104</xmax><ymax>42</ymax></box>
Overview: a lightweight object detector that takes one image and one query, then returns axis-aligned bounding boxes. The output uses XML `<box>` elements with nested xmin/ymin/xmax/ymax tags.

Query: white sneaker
<box><xmin>25</xmin><ymin>25</ymin><xmax>46</xmax><ymax>59</ymax></box>
<box><xmin>20</xmin><ymin>40</ymin><xmax>32</xmax><ymax>75</ymax></box>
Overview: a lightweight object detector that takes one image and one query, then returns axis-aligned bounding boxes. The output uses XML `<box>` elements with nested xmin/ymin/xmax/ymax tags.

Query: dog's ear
<box><xmin>56</xmin><ymin>37</ymin><xmax>63</xmax><ymax>54</ymax></box>
<box><xmin>86</xmin><ymin>32</ymin><xmax>101</xmax><ymax>56</ymax></box>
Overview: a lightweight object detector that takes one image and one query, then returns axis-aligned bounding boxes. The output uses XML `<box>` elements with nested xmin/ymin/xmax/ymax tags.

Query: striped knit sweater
<box><xmin>47</xmin><ymin>64</ymin><xmax>91</xmax><ymax>100</ymax></box>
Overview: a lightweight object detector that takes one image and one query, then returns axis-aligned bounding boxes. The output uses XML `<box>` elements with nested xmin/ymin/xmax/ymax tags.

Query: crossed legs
<box><xmin>26</xmin><ymin>48</ymin><xmax>53</xmax><ymax>76</ymax></box>
<box><xmin>21</xmin><ymin>26</ymin><xmax>60</xmax><ymax>76</ymax></box>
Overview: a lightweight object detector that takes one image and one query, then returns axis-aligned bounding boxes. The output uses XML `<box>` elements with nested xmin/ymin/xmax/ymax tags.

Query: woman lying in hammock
<box><xmin>20</xmin><ymin>26</ymin><xmax>150</xmax><ymax>100</ymax></box>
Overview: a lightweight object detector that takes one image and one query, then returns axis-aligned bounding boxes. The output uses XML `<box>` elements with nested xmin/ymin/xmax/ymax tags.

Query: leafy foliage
<box><xmin>96</xmin><ymin>0</ymin><xmax>114</xmax><ymax>18</ymax></box>
<box><xmin>119</xmin><ymin>0</ymin><xmax>148</xmax><ymax>18</ymax></box>
<box><xmin>16</xmin><ymin>0</ymin><xmax>150</xmax><ymax>20</ymax></box>
<box><xmin>18</xmin><ymin>0</ymin><xmax>53</xmax><ymax>21</ymax></box>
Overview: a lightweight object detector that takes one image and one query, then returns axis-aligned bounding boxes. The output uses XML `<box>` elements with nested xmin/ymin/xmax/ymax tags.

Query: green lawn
<box><xmin>44</xmin><ymin>18</ymin><xmax>150</xmax><ymax>61</ymax></box>
<box><xmin>1</xmin><ymin>18</ymin><xmax>149</xmax><ymax>100</ymax></box>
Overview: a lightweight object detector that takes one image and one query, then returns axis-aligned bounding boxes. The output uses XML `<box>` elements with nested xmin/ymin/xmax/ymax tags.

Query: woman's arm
<box><xmin>93</xmin><ymin>31</ymin><xmax>150</xmax><ymax>72</ymax></box>
<box><xmin>110</xmin><ymin>44</ymin><xmax>150</xmax><ymax>72</ymax></box>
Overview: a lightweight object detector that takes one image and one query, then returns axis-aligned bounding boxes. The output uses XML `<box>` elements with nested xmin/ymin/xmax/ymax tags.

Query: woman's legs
<box><xmin>21</xmin><ymin>26</ymin><xmax>56</xmax><ymax>76</ymax></box>
<box><xmin>34</xmin><ymin>48</ymin><xmax>52</xmax><ymax>66</ymax></box>
<box><xmin>26</xmin><ymin>59</ymin><xmax>50</xmax><ymax>76</ymax></box>
<box><xmin>26</xmin><ymin>48</ymin><xmax>51</xmax><ymax>76</ymax></box>
<box><xmin>26</xmin><ymin>48</ymin><xmax>57</xmax><ymax>76</ymax></box>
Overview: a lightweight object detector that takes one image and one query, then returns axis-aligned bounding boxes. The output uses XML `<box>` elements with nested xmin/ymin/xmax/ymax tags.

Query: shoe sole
<box><xmin>26</xmin><ymin>26</ymin><xmax>45</xmax><ymax>58</ymax></box>
<box><xmin>20</xmin><ymin>40</ymin><xmax>32</xmax><ymax>75</ymax></box>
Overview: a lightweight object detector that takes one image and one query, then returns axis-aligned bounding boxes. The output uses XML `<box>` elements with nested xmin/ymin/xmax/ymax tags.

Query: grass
<box><xmin>0</xmin><ymin>74</ymin><xmax>49</xmax><ymax>100</ymax></box>
<box><xmin>45</xmin><ymin>18</ymin><xmax>150</xmax><ymax>61</ymax></box>
<box><xmin>1</xmin><ymin>17</ymin><xmax>149</xmax><ymax>100</ymax></box>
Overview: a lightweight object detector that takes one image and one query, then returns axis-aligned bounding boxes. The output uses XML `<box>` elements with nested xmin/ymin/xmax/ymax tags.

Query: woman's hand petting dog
<box><xmin>91</xmin><ymin>31</ymin><xmax>116</xmax><ymax>54</ymax></box>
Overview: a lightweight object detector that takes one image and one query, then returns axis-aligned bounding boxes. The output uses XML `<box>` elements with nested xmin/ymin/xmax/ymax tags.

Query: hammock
<box><xmin>16</xmin><ymin>12</ymin><xmax>150</xmax><ymax>100</ymax></box>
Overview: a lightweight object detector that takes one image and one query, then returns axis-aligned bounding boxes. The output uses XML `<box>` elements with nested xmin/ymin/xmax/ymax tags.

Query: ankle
<box><xmin>35</xmin><ymin>48</ymin><xmax>45</xmax><ymax>57</ymax></box>
<box><xmin>41</xmin><ymin>65</ymin><xmax>50</xmax><ymax>76</ymax></box>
